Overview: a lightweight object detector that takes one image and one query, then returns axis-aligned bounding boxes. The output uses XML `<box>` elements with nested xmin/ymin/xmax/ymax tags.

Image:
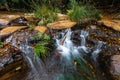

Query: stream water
<box><xmin>5</xmin><ymin>28</ymin><xmax>104</xmax><ymax>80</ymax></box>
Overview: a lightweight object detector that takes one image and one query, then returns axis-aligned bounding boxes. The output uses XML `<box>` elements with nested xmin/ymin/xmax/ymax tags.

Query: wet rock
<box><xmin>110</xmin><ymin>55</ymin><xmax>120</xmax><ymax>79</ymax></box>
<box><xmin>47</xmin><ymin>20</ymin><xmax>76</xmax><ymax>29</ymax></box>
<box><xmin>0</xmin><ymin>44</ymin><xmax>22</xmax><ymax>68</ymax></box>
<box><xmin>5</xmin><ymin>29</ymin><xmax>39</xmax><ymax>45</ymax></box>
<box><xmin>0</xmin><ymin>44</ymin><xmax>28</xmax><ymax>80</ymax></box>
<box><xmin>7</xmin><ymin>17</ymin><xmax>28</xmax><ymax>26</ymax></box>
<box><xmin>71</xmin><ymin>20</ymin><xmax>120</xmax><ymax>80</ymax></box>
<box><xmin>0</xmin><ymin>33</ymin><xmax>12</xmax><ymax>42</ymax></box>
<box><xmin>98</xmin><ymin>45</ymin><xmax>120</xmax><ymax>80</ymax></box>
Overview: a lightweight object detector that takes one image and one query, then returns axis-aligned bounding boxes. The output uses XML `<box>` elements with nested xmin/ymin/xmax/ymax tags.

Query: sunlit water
<box><xmin>5</xmin><ymin>28</ymin><xmax>104</xmax><ymax>80</ymax></box>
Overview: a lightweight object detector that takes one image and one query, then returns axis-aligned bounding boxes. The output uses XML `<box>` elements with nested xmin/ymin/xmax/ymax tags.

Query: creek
<box><xmin>0</xmin><ymin>17</ymin><xmax>120</xmax><ymax>80</ymax></box>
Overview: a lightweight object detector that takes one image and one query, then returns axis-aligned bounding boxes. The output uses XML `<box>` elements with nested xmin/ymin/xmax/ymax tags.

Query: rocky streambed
<box><xmin>71</xmin><ymin>21</ymin><xmax>120</xmax><ymax>80</ymax></box>
<box><xmin>0</xmin><ymin>13</ymin><xmax>120</xmax><ymax>80</ymax></box>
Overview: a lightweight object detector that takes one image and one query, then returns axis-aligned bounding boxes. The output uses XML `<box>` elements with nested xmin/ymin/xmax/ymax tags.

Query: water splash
<box><xmin>78</xmin><ymin>30</ymin><xmax>90</xmax><ymax>54</ymax></box>
<box><xmin>56</xmin><ymin>29</ymin><xmax>73</xmax><ymax>58</ymax></box>
<box><xmin>80</xmin><ymin>30</ymin><xmax>89</xmax><ymax>46</ymax></box>
<box><xmin>6</xmin><ymin>34</ymin><xmax>48</xmax><ymax>80</ymax></box>
<box><xmin>91</xmin><ymin>41</ymin><xmax>105</xmax><ymax>62</ymax></box>
<box><xmin>56</xmin><ymin>29</ymin><xmax>75</xmax><ymax>72</ymax></box>
<box><xmin>56</xmin><ymin>29</ymin><xmax>90</xmax><ymax>72</ymax></box>
<box><xmin>55</xmin><ymin>29</ymin><xmax>104</xmax><ymax>72</ymax></box>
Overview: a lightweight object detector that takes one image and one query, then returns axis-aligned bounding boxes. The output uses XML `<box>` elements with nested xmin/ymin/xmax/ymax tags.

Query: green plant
<box><xmin>34</xmin><ymin>5</ymin><xmax>59</xmax><ymax>25</ymax></box>
<box><xmin>33</xmin><ymin>32</ymin><xmax>52</xmax><ymax>60</ymax></box>
<box><xmin>67</xmin><ymin>6</ymin><xmax>89</xmax><ymax>23</ymax></box>
<box><xmin>27</xmin><ymin>24</ymin><xmax>34</xmax><ymax>30</ymax></box>
<box><xmin>34</xmin><ymin>41</ymin><xmax>49</xmax><ymax>58</ymax></box>
<box><xmin>0</xmin><ymin>41</ymin><xmax>4</xmax><ymax>47</ymax></box>
<box><xmin>67</xmin><ymin>0</ymin><xmax>101</xmax><ymax>24</ymax></box>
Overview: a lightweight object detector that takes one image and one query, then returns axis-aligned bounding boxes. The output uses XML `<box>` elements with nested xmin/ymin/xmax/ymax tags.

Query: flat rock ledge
<box><xmin>99</xmin><ymin>20</ymin><xmax>120</xmax><ymax>31</ymax></box>
<box><xmin>0</xmin><ymin>26</ymin><xmax>27</xmax><ymax>35</ymax></box>
<box><xmin>47</xmin><ymin>20</ymin><xmax>77</xmax><ymax>29</ymax></box>
<box><xmin>34</xmin><ymin>26</ymin><xmax>47</xmax><ymax>33</ymax></box>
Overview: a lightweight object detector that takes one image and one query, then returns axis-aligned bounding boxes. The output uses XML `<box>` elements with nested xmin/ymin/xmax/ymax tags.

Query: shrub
<box><xmin>34</xmin><ymin>5</ymin><xmax>59</xmax><ymax>26</ymax></box>
<box><xmin>67</xmin><ymin>0</ymin><xmax>102</xmax><ymax>24</ymax></box>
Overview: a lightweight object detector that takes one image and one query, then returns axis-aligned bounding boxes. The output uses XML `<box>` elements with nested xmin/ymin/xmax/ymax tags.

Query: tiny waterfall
<box><xmin>78</xmin><ymin>30</ymin><xmax>90</xmax><ymax>54</ymax></box>
<box><xmin>6</xmin><ymin>35</ymin><xmax>48</xmax><ymax>80</ymax></box>
<box><xmin>55</xmin><ymin>29</ymin><xmax>90</xmax><ymax>73</ymax></box>
<box><xmin>80</xmin><ymin>30</ymin><xmax>89</xmax><ymax>46</ymax></box>
<box><xmin>56</xmin><ymin>29</ymin><xmax>75</xmax><ymax>72</ymax></box>
<box><xmin>55</xmin><ymin>28</ymin><xmax>104</xmax><ymax>79</ymax></box>
<box><xmin>91</xmin><ymin>41</ymin><xmax>105</xmax><ymax>62</ymax></box>
<box><xmin>5</xmin><ymin>28</ymin><xmax>104</xmax><ymax>80</ymax></box>
<box><xmin>56</xmin><ymin>29</ymin><xmax>91</xmax><ymax>65</ymax></box>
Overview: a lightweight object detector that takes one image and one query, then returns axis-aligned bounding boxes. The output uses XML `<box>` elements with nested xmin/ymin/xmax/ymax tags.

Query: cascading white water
<box><xmin>5</xmin><ymin>28</ymin><xmax>105</xmax><ymax>80</ymax></box>
<box><xmin>56</xmin><ymin>29</ymin><xmax>90</xmax><ymax>71</ymax></box>
<box><xmin>78</xmin><ymin>30</ymin><xmax>90</xmax><ymax>54</ymax></box>
<box><xmin>56</xmin><ymin>29</ymin><xmax>74</xmax><ymax>72</ymax></box>
<box><xmin>91</xmin><ymin>41</ymin><xmax>105</xmax><ymax>62</ymax></box>
<box><xmin>6</xmin><ymin>35</ymin><xmax>48</xmax><ymax>80</ymax></box>
<box><xmin>80</xmin><ymin>30</ymin><xmax>89</xmax><ymax>46</ymax></box>
<box><xmin>56</xmin><ymin>29</ymin><xmax>104</xmax><ymax>70</ymax></box>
